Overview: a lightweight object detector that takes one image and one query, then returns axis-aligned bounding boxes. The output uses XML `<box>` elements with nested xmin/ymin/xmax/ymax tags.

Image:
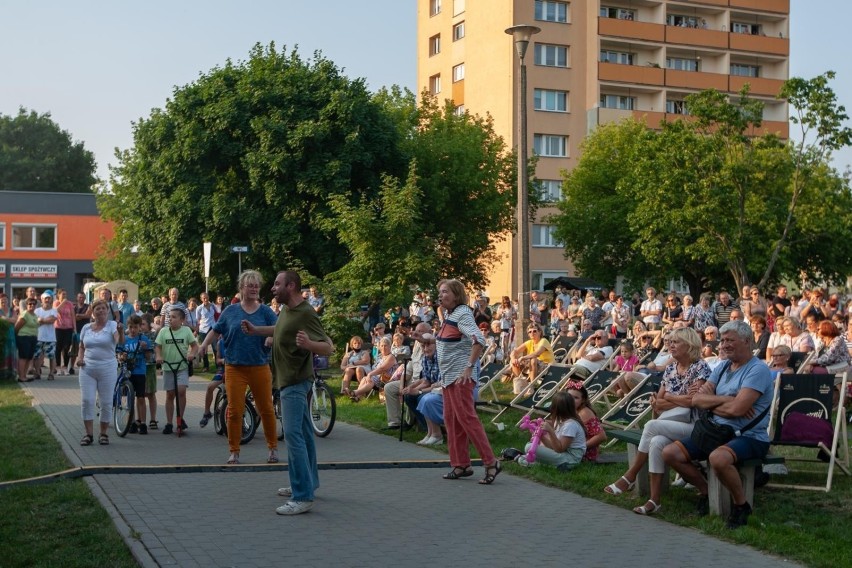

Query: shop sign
<box><xmin>10</xmin><ymin>264</ymin><xmax>58</xmax><ymax>278</ymax></box>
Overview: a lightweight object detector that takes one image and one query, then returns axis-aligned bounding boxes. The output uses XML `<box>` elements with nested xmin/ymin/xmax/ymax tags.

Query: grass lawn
<box><xmin>0</xmin><ymin>381</ymin><xmax>137</xmax><ymax>568</ymax></box>
<box><xmin>332</xmin><ymin>374</ymin><xmax>852</xmax><ymax>568</ymax></box>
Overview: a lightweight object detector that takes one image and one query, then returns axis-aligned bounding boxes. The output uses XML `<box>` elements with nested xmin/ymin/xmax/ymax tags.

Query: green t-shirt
<box><xmin>272</xmin><ymin>300</ymin><xmax>330</xmax><ymax>389</ymax></box>
<box><xmin>17</xmin><ymin>312</ymin><xmax>39</xmax><ymax>337</ymax></box>
<box><xmin>155</xmin><ymin>325</ymin><xmax>197</xmax><ymax>370</ymax></box>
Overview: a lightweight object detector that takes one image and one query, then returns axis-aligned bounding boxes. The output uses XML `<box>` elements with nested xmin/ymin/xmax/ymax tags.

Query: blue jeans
<box><xmin>282</xmin><ymin>380</ymin><xmax>319</xmax><ymax>501</ymax></box>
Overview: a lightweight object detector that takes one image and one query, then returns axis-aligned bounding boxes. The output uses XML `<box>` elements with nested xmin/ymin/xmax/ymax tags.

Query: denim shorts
<box><xmin>678</xmin><ymin>434</ymin><xmax>770</xmax><ymax>463</ymax></box>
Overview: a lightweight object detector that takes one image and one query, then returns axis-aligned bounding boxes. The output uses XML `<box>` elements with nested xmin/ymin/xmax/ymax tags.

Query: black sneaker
<box><xmin>162</xmin><ymin>423</ymin><xmax>174</xmax><ymax>435</ymax></box>
<box><xmin>180</xmin><ymin>419</ymin><xmax>189</xmax><ymax>431</ymax></box>
<box><xmin>129</xmin><ymin>421</ymin><xmax>139</xmax><ymax>434</ymax></box>
<box><xmin>68</xmin><ymin>368</ymin><xmax>75</xmax><ymax>375</ymax></box>
<box><xmin>696</xmin><ymin>495</ymin><xmax>710</xmax><ymax>517</ymax></box>
<box><xmin>726</xmin><ymin>502</ymin><xmax>752</xmax><ymax>529</ymax></box>
<box><xmin>138</xmin><ymin>423</ymin><xmax>148</xmax><ymax>435</ymax></box>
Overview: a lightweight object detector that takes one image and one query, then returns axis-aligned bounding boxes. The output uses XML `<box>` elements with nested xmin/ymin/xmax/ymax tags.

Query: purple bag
<box><xmin>779</xmin><ymin>411</ymin><xmax>833</xmax><ymax>447</ymax></box>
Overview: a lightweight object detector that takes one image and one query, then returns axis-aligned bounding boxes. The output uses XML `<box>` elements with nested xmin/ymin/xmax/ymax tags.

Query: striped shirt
<box><xmin>436</xmin><ymin>304</ymin><xmax>486</xmax><ymax>387</ymax></box>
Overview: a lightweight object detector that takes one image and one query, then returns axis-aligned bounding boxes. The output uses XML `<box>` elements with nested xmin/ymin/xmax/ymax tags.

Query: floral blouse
<box><xmin>582</xmin><ymin>415</ymin><xmax>603</xmax><ymax>462</ymax></box>
<box><xmin>661</xmin><ymin>359</ymin><xmax>711</xmax><ymax>395</ymax></box>
<box><xmin>692</xmin><ymin>305</ymin><xmax>715</xmax><ymax>332</ymax></box>
<box><xmin>814</xmin><ymin>336</ymin><xmax>851</xmax><ymax>367</ymax></box>
<box><xmin>582</xmin><ymin>306</ymin><xmax>605</xmax><ymax>329</ymax></box>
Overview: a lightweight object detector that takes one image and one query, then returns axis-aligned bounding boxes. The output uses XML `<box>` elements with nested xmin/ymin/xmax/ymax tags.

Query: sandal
<box><xmin>349</xmin><ymin>393</ymin><xmax>362</xmax><ymax>403</ymax></box>
<box><xmin>633</xmin><ymin>500</ymin><xmax>662</xmax><ymax>516</ymax></box>
<box><xmin>80</xmin><ymin>434</ymin><xmax>94</xmax><ymax>446</ymax></box>
<box><xmin>479</xmin><ymin>461</ymin><xmax>503</xmax><ymax>485</ymax></box>
<box><xmin>148</xmin><ymin>420</ymin><xmax>159</xmax><ymax>430</ymax></box>
<box><xmin>267</xmin><ymin>451</ymin><xmax>279</xmax><ymax>464</ymax></box>
<box><xmin>604</xmin><ymin>475</ymin><xmax>636</xmax><ymax>496</ymax></box>
<box><xmin>443</xmin><ymin>466</ymin><xmax>474</xmax><ymax>480</ymax></box>
<box><xmin>227</xmin><ymin>453</ymin><xmax>240</xmax><ymax>465</ymax></box>
<box><xmin>47</xmin><ymin>374</ymin><xmax>55</xmax><ymax>381</ymax></box>
<box><xmin>98</xmin><ymin>434</ymin><xmax>109</xmax><ymax>445</ymax></box>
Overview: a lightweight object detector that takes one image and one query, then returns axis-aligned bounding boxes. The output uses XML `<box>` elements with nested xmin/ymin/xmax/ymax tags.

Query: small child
<box><xmin>155</xmin><ymin>308</ymin><xmax>198</xmax><ymax>435</ymax></box>
<box><xmin>611</xmin><ymin>342</ymin><xmax>644</xmax><ymax>398</ymax></box>
<box><xmin>139</xmin><ymin>315</ymin><xmax>159</xmax><ymax>430</ymax></box>
<box><xmin>516</xmin><ymin>391</ymin><xmax>586</xmax><ymax>470</ymax></box>
<box><xmin>121</xmin><ymin>315</ymin><xmax>152</xmax><ymax>434</ymax></box>
<box><xmin>200</xmin><ymin>337</ymin><xmax>226</xmax><ymax>427</ymax></box>
<box><xmin>613</xmin><ymin>342</ymin><xmax>639</xmax><ymax>372</ymax></box>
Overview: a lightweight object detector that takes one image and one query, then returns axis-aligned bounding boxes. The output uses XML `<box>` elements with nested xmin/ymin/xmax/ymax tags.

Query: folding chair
<box><xmin>490</xmin><ymin>363</ymin><xmax>576</xmax><ymax>424</ymax></box>
<box><xmin>585</xmin><ymin>369</ymin><xmax>622</xmax><ymax>405</ymax></box>
<box><xmin>790</xmin><ymin>351</ymin><xmax>815</xmax><ymax>373</ymax></box>
<box><xmin>551</xmin><ymin>336</ymin><xmax>576</xmax><ymax>363</ymax></box>
<box><xmin>475</xmin><ymin>361</ymin><xmax>509</xmax><ymax>413</ymax></box>
<box><xmin>766</xmin><ymin>372</ymin><xmax>850</xmax><ymax>492</ymax></box>
<box><xmin>600</xmin><ymin>374</ymin><xmax>657</xmax><ymax>432</ymax></box>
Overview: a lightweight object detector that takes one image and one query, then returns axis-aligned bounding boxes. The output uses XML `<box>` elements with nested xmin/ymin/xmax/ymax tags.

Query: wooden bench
<box><xmin>706</xmin><ymin>454</ymin><xmax>785</xmax><ymax>518</ymax></box>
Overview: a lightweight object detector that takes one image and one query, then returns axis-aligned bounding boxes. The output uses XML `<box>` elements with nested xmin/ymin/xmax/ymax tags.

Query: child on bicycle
<box><xmin>155</xmin><ymin>308</ymin><xmax>198</xmax><ymax>435</ymax></box>
<box><xmin>200</xmin><ymin>337</ymin><xmax>226</xmax><ymax>427</ymax></box>
<box><xmin>122</xmin><ymin>315</ymin><xmax>152</xmax><ymax>434</ymax></box>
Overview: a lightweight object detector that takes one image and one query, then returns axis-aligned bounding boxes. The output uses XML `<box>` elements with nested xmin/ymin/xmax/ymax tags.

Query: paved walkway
<box><xmin>20</xmin><ymin>376</ymin><xmax>797</xmax><ymax>568</ymax></box>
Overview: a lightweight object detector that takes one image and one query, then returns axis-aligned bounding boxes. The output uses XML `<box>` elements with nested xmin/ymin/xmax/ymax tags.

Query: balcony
<box><xmin>729</xmin><ymin>0</ymin><xmax>789</xmax><ymax>14</ymax></box>
<box><xmin>666</xmin><ymin>69</ymin><xmax>728</xmax><ymax>91</ymax></box>
<box><xmin>665</xmin><ymin>26</ymin><xmax>728</xmax><ymax>49</ymax></box>
<box><xmin>599</xmin><ymin>17</ymin><xmax>664</xmax><ymax>42</ymax></box>
<box><xmin>689</xmin><ymin>0</ymin><xmax>727</xmax><ymax>6</ymax></box>
<box><xmin>729</xmin><ymin>75</ymin><xmax>785</xmax><ymax>97</ymax></box>
<box><xmin>599</xmin><ymin>62</ymin><xmax>664</xmax><ymax>87</ymax></box>
<box><xmin>750</xmin><ymin>120</ymin><xmax>789</xmax><ymax>139</ymax></box>
<box><xmin>729</xmin><ymin>33</ymin><xmax>789</xmax><ymax>56</ymax></box>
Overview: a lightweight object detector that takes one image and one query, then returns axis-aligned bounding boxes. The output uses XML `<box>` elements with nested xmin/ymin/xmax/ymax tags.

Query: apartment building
<box><xmin>417</xmin><ymin>0</ymin><xmax>790</xmax><ymax>300</ymax></box>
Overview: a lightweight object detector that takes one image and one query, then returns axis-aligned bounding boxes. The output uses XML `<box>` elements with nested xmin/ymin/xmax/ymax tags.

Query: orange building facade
<box><xmin>0</xmin><ymin>191</ymin><xmax>114</xmax><ymax>299</ymax></box>
<box><xmin>417</xmin><ymin>0</ymin><xmax>789</xmax><ymax>300</ymax></box>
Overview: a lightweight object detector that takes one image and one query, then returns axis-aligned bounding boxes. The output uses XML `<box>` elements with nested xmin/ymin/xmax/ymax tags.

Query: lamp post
<box><xmin>505</xmin><ymin>24</ymin><xmax>540</xmax><ymax>345</ymax></box>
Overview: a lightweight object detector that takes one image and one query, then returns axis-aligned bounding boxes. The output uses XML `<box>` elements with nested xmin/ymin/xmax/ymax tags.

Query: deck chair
<box><xmin>477</xmin><ymin>362</ymin><xmax>511</xmax><ymax>413</ymax></box>
<box><xmin>790</xmin><ymin>350</ymin><xmax>815</xmax><ymax>373</ymax></box>
<box><xmin>767</xmin><ymin>372</ymin><xmax>849</xmax><ymax>492</ymax></box>
<box><xmin>490</xmin><ymin>363</ymin><xmax>577</xmax><ymax>424</ymax></box>
<box><xmin>600</xmin><ymin>374</ymin><xmax>657</xmax><ymax>432</ymax></box>
<box><xmin>585</xmin><ymin>369</ymin><xmax>622</xmax><ymax>405</ymax></box>
<box><xmin>551</xmin><ymin>336</ymin><xmax>576</xmax><ymax>363</ymax></box>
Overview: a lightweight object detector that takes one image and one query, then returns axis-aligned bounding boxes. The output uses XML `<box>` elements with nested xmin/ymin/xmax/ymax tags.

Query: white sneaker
<box><xmin>276</xmin><ymin>500</ymin><xmax>313</xmax><ymax>515</ymax></box>
<box><xmin>515</xmin><ymin>456</ymin><xmax>531</xmax><ymax>467</ymax></box>
<box><xmin>423</xmin><ymin>436</ymin><xmax>443</xmax><ymax>445</ymax></box>
<box><xmin>277</xmin><ymin>487</ymin><xmax>292</xmax><ymax>497</ymax></box>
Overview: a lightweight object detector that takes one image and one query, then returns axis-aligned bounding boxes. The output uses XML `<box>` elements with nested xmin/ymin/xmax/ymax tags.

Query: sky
<box><xmin>1</xmin><ymin>0</ymin><xmax>849</xmax><ymax>182</ymax></box>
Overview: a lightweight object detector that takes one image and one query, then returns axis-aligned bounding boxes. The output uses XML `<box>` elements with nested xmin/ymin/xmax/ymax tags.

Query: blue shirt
<box><xmin>212</xmin><ymin>303</ymin><xmax>278</xmax><ymax>366</ymax></box>
<box><xmin>709</xmin><ymin>357</ymin><xmax>773</xmax><ymax>442</ymax></box>
<box><xmin>122</xmin><ymin>334</ymin><xmax>151</xmax><ymax>375</ymax></box>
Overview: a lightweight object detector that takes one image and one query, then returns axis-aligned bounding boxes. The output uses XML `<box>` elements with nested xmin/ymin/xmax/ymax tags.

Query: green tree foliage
<box><xmin>96</xmin><ymin>44</ymin><xmax>403</xmax><ymax>297</ymax></box>
<box><xmin>551</xmin><ymin>75</ymin><xmax>852</xmax><ymax>296</ymax></box>
<box><xmin>0</xmin><ymin>108</ymin><xmax>97</xmax><ymax>193</ymax></box>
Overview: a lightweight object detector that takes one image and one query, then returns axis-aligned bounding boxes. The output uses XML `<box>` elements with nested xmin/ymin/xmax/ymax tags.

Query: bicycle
<box><xmin>112</xmin><ymin>356</ymin><xmax>136</xmax><ymax>437</ymax></box>
<box><xmin>275</xmin><ymin>356</ymin><xmax>336</xmax><ymax>438</ymax></box>
<box><xmin>213</xmin><ymin>383</ymin><xmax>258</xmax><ymax>445</ymax></box>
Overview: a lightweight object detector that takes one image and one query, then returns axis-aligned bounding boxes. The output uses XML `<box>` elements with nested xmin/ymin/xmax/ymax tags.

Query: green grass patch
<box><xmin>327</xmin><ymin>374</ymin><xmax>852</xmax><ymax>568</ymax></box>
<box><xmin>0</xmin><ymin>382</ymin><xmax>137</xmax><ymax>568</ymax></box>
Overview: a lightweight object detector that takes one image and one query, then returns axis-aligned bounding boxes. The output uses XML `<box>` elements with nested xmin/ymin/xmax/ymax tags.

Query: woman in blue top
<box><xmin>199</xmin><ymin>270</ymin><xmax>279</xmax><ymax>465</ymax></box>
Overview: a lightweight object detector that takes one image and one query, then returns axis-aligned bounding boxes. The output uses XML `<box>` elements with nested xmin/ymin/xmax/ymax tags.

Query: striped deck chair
<box><xmin>600</xmin><ymin>374</ymin><xmax>657</xmax><ymax>432</ymax></box>
<box><xmin>490</xmin><ymin>363</ymin><xmax>577</xmax><ymax>424</ymax></box>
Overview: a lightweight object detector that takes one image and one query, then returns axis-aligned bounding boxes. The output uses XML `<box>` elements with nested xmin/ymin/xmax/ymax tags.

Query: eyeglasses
<box><xmin>592</xmin><ymin>336</ymin><xmax>604</xmax><ymax>341</ymax></box>
<box><xmin>26</xmin><ymin>302</ymin><xmax>37</xmax><ymax>306</ymax></box>
<box><xmin>528</xmin><ymin>329</ymin><xmax>540</xmax><ymax>334</ymax></box>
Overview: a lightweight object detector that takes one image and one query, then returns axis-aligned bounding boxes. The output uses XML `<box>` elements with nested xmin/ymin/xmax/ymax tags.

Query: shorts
<box><xmin>130</xmin><ymin>373</ymin><xmax>147</xmax><ymax>397</ymax></box>
<box><xmin>145</xmin><ymin>364</ymin><xmax>157</xmax><ymax>394</ymax></box>
<box><xmin>17</xmin><ymin>335</ymin><xmax>37</xmax><ymax>359</ymax></box>
<box><xmin>676</xmin><ymin>434</ymin><xmax>770</xmax><ymax>463</ymax></box>
<box><xmin>35</xmin><ymin>341</ymin><xmax>57</xmax><ymax>360</ymax></box>
<box><xmin>163</xmin><ymin>368</ymin><xmax>189</xmax><ymax>390</ymax></box>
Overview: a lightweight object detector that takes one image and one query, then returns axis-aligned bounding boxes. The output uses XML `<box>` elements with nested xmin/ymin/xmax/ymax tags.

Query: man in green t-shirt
<box><xmin>243</xmin><ymin>270</ymin><xmax>332</xmax><ymax>515</ymax></box>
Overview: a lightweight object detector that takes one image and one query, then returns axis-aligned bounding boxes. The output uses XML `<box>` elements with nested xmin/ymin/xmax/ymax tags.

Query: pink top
<box><xmin>614</xmin><ymin>354</ymin><xmax>639</xmax><ymax>372</ymax></box>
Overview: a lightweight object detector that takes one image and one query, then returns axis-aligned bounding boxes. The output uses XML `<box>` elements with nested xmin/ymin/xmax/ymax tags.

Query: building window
<box><xmin>431</xmin><ymin>0</ymin><xmax>442</xmax><ymax>16</ymax></box>
<box><xmin>533</xmin><ymin>134</ymin><xmax>568</xmax><ymax>157</ymax></box>
<box><xmin>452</xmin><ymin>63</ymin><xmax>465</xmax><ymax>82</ymax></box>
<box><xmin>532</xmin><ymin>224</ymin><xmax>562</xmax><ymax>247</ymax></box>
<box><xmin>536</xmin><ymin>180</ymin><xmax>563</xmax><ymax>202</ymax></box>
<box><xmin>534</xmin><ymin>89</ymin><xmax>568</xmax><ymax>112</ymax></box>
<box><xmin>600</xmin><ymin>7</ymin><xmax>635</xmax><ymax>20</ymax></box>
<box><xmin>535</xmin><ymin>1</ymin><xmax>568</xmax><ymax>23</ymax></box>
<box><xmin>453</xmin><ymin>21</ymin><xmax>465</xmax><ymax>41</ymax></box>
<box><xmin>600</xmin><ymin>94</ymin><xmax>635</xmax><ymax>110</ymax></box>
<box><xmin>12</xmin><ymin>224</ymin><xmax>57</xmax><ymax>250</ymax></box>
<box><xmin>429</xmin><ymin>74</ymin><xmax>442</xmax><ymax>94</ymax></box>
<box><xmin>600</xmin><ymin>50</ymin><xmax>633</xmax><ymax>65</ymax></box>
<box><xmin>453</xmin><ymin>0</ymin><xmax>465</xmax><ymax>16</ymax></box>
<box><xmin>666</xmin><ymin>57</ymin><xmax>699</xmax><ymax>72</ymax></box>
<box><xmin>732</xmin><ymin>22</ymin><xmax>761</xmax><ymax>35</ymax></box>
<box><xmin>0</xmin><ymin>223</ymin><xmax>4</xmax><ymax>249</ymax></box>
<box><xmin>454</xmin><ymin>105</ymin><xmax>466</xmax><ymax>116</ymax></box>
<box><xmin>666</xmin><ymin>14</ymin><xmax>702</xmax><ymax>28</ymax></box>
<box><xmin>429</xmin><ymin>34</ymin><xmax>441</xmax><ymax>56</ymax></box>
<box><xmin>730</xmin><ymin>64</ymin><xmax>759</xmax><ymax>77</ymax></box>
<box><xmin>666</xmin><ymin>99</ymin><xmax>689</xmax><ymax>115</ymax></box>
<box><xmin>534</xmin><ymin>44</ymin><xmax>568</xmax><ymax>67</ymax></box>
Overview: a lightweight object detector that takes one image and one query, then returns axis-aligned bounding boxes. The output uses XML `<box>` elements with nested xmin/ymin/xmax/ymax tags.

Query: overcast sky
<box><xmin>1</xmin><ymin>0</ymin><xmax>848</xmax><ymax>182</ymax></box>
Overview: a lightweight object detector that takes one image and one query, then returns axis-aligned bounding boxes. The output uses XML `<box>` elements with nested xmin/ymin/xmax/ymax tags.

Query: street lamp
<box><xmin>505</xmin><ymin>24</ymin><xmax>540</xmax><ymax>344</ymax></box>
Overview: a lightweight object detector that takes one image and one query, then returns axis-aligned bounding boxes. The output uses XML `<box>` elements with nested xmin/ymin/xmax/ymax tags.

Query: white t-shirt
<box><xmin>641</xmin><ymin>299</ymin><xmax>662</xmax><ymax>324</ymax></box>
<box><xmin>576</xmin><ymin>345</ymin><xmax>613</xmax><ymax>374</ymax></box>
<box><xmin>35</xmin><ymin>307</ymin><xmax>58</xmax><ymax>342</ymax></box>
<box><xmin>555</xmin><ymin>418</ymin><xmax>587</xmax><ymax>451</ymax></box>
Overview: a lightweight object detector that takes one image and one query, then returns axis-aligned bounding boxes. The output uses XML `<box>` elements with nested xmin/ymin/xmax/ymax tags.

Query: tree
<box><xmin>550</xmin><ymin>76</ymin><xmax>852</xmax><ymax>297</ymax></box>
<box><xmin>96</xmin><ymin>44</ymin><xmax>404</xmax><ymax>297</ymax></box>
<box><xmin>0</xmin><ymin>108</ymin><xmax>97</xmax><ymax>192</ymax></box>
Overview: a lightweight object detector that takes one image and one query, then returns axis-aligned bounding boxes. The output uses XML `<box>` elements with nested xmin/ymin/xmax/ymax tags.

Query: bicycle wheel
<box><xmin>274</xmin><ymin>392</ymin><xmax>285</xmax><ymax>441</ymax></box>
<box><xmin>308</xmin><ymin>381</ymin><xmax>336</xmax><ymax>437</ymax></box>
<box><xmin>213</xmin><ymin>387</ymin><xmax>226</xmax><ymax>436</ymax></box>
<box><xmin>240</xmin><ymin>400</ymin><xmax>258</xmax><ymax>445</ymax></box>
<box><xmin>113</xmin><ymin>379</ymin><xmax>135</xmax><ymax>437</ymax></box>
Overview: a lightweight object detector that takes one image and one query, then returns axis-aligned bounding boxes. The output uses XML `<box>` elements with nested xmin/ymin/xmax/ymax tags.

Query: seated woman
<box><xmin>515</xmin><ymin>391</ymin><xmax>587</xmax><ymax>470</ymax></box>
<box><xmin>751</xmin><ymin>315</ymin><xmax>771</xmax><ymax>360</ymax></box>
<box><xmin>566</xmin><ymin>382</ymin><xmax>606</xmax><ymax>462</ymax></box>
<box><xmin>782</xmin><ymin>317</ymin><xmax>814</xmax><ymax>353</ymax></box>
<box><xmin>604</xmin><ymin>327</ymin><xmax>710</xmax><ymax>516</ymax></box>
<box><xmin>390</xmin><ymin>332</ymin><xmax>411</xmax><ymax>361</ymax></box>
<box><xmin>768</xmin><ymin>345</ymin><xmax>794</xmax><ymax>375</ymax></box>
<box><xmin>349</xmin><ymin>337</ymin><xmax>397</xmax><ymax>402</ymax></box>
<box><xmin>340</xmin><ymin>335</ymin><xmax>371</xmax><ymax>396</ymax></box>
<box><xmin>765</xmin><ymin>316</ymin><xmax>788</xmax><ymax>363</ymax></box>
<box><xmin>482</xmin><ymin>320</ymin><xmax>505</xmax><ymax>365</ymax></box>
<box><xmin>509</xmin><ymin>322</ymin><xmax>554</xmax><ymax>395</ymax></box>
<box><xmin>802</xmin><ymin>320</ymin><xmax>851</xmax><ymax>374</ymax></box>
<box><xmin>701</xmin><ymin>326</ymin><xmax>719</xmax><ymax>358</ymax></box>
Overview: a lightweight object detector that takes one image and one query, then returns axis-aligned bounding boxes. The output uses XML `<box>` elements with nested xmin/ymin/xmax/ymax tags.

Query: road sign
<box><xmin>230</xmin><ymin>245</ymin><xmax>249</xmax><ymax>253</ymax></box>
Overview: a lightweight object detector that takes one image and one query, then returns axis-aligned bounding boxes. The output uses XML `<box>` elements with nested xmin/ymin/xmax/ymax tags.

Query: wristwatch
<box><xmin>418</xmin><ymin>389</ymin><xmax>423</xmax><ymax>395</ymax></box>
<box><xmin>467</xmin><ymin>361</ymin><xmax>475</xmax><ymax>369</ymax></box>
